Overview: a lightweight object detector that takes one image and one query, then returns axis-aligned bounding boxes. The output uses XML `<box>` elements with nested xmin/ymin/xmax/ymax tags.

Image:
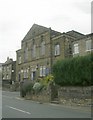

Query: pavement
<box><xmin>2</xmin><ymin>90</ymin><xmax>92</xmax><ymax>118</ymax></box>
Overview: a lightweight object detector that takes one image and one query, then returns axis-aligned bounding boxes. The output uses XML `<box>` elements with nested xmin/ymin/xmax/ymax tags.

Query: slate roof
<box><xmin>22</xmin><ymin>24</ymin><xmax>87</xmax><ymax>42</ymax></box>
<box><xmin>66</xmin><ymin>30</ymin><xmax>85</xmax><ymax>39</ymax></box>
<box><xmin>86</xmin><ymin>33</ymin><xmax>93</xmax><ymax>37</ymax></box>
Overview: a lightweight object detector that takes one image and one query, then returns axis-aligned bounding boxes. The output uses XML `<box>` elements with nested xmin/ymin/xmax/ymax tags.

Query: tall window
<box><xmin>41</xmin><ymin>41</ymin><xmax>45</xmax><ymax>55</ymax></box>
<box><xmin>18</xmin><ymin>56</ymin><xmax>21</xmax><ymax>64</ymax></box>
<box><xmin>31</xmin><ymin>71</ymin><xmax>36</xmax><ymax>80</ymax></box>
<box><xmin>86</xmin><ymin>40</ymin><xmax>92</xmax><ymax>51</ymax></box>
<box><xmin>32</xmin><ymin>44</ymin><xmax>36</xmax><ymax>58</ymax></box>
<box><xmin>18</xmin><ymin>71</ymin><xmax>21</xmax><ymax>82</ymax></box>
<box><xmin>55</xmin><ymin>44</ymin><xmax>60</xmax><ymax>56</ymax></box>
<box><xmin>73</xmin><ymin>43</ymin><xmax>79</xmax><ymax>54</ymax></box>
<box><xmin>40</xmin><ymin>66</ymin><xmax>46</xmax><ymax>77</ymax></box>
<box><xmin>24</xmin><ymin>48</ymin><xmax>28</xmax><ymax>62</ymax></box>
<box><xmin>23</xmin><ymin>69</ymin><xmax>28</xmax><ymax>78</ymax></box>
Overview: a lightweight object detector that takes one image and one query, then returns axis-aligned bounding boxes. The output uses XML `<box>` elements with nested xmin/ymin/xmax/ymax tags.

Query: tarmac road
<box><xmin>2</xmin><ymin>90</ymin><xmax>91</xmax><ymax>118</ymax></box>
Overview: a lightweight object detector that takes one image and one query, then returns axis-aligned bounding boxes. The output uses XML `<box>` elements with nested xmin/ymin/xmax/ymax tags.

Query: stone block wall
<box><xmin>58</xmin><ymin>86</ymin><xmax>92</xmax><ymax>106</ymax></box>
<box><xmin>26</xmin><ymin>88</ymin><xmax>51</xmax><ymax>103</ymax></box>
<box><xmin>25</xmin><ymin>86</ymin><xmax>92</xmax><ymax>106</ymax></box>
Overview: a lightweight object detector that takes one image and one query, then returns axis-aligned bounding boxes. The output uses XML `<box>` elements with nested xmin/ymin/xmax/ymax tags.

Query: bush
<box><xmin>20</xmin><ymin>80</ymin><xmax>34</xmax><ymax>97</ymax></box>
<box><xmin>52</xmin><ymin>54</ymin><xmax>92</xmax><ymax>86</ymax></box>
<box><xmin>33</xmin><ymin>82</ymin><xmax>44</xmax><ymax>94</ymax></box>
<box><xmin>39</xmin><ymin>74</ymin><xmax>54</xmax><ymax>87</ymax></box>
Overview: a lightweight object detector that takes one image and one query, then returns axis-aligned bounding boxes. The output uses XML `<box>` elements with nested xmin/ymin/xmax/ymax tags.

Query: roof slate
<box><xmin>66</xmin><ymin>30</ymin><xmax>85</xmax><ymax>39</ymax></box>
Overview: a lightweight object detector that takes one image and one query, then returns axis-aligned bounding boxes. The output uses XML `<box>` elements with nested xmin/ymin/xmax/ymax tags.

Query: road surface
<box><xmin>2</xmin><ymin>90</ymin><xmax>91</xmax><ymax>118</ymax></box>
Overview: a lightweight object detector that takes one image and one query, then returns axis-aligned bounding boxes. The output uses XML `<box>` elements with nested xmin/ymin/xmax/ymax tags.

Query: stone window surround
<box><xmin>54</xmin><ymin>43</ymin><xmax>60</xmax><ymax>56</ymax></box>
<box><xmin>73</xmin><ymin>43</ymin><xmax>79</xmax><ymax>55</ymax></box>
<box><xmin>86</xmin><ymin>39</ymin><xmax>93</xmax><ymax>52</ymax></box>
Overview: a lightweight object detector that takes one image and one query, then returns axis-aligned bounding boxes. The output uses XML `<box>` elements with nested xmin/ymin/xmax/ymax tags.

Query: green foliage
<box><xmin>33</xmin><ymin>82</ymin><xmax>44</xmax><ymax>94</ymax></box>
<box><xmin>20</xmin><ymin>81</ymin><xmax>34</xmax><ymax>97</ymax></box>
<box><xmin>52</xmin><ymin>54</ymin><xmax>92</xmax><ymax>86</ymax></box>
<box><xmin>39</xmin><ymin>74</ymin><xmax>54</xmax><ymax>87</ymax></box>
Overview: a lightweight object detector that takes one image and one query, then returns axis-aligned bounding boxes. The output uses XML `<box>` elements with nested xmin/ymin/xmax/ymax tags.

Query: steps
<box><xmin>51</xmin><ymin>98</ymin><xmax>59</xmax><ymax>104</ymax></box>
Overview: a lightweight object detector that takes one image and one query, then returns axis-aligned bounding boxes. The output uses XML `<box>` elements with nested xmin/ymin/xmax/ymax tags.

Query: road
<box><xmin>2</xmin><ymin>90</ymin><xmax>91</xmax><ymax>118</ymax></box>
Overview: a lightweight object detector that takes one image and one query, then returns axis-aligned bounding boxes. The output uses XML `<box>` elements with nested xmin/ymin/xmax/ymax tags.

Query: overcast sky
<box><xmin>0</xmin><ymin>0</ymin><xmax>92</xmax><ymax>63</ymax></box>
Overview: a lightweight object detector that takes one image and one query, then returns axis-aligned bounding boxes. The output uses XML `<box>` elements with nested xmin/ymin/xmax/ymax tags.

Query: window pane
<box><xmin>43</xmin><ymin>66</ymin><xmax>46</xmax><ymax>76</ymax></box>
<box><xmin>73</xmin><ymin>44</ymin><xmax>79</xmax><ymax>54</ymax></box>
<box><xmin>55</xmin><ymin>44</ymin><xmax>60</xmax><ymax>55</ymax></box>
<box><xmin>40</xmin><ymin>67</ymin><xmax>43</xmax><ymax>77</ymax></box>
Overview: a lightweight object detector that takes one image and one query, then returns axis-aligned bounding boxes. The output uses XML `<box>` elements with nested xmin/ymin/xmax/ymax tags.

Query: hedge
<box><xmin>52</xmin><ymin>54</ymin><xmax>93</xmax><ymax>86</ymax></box>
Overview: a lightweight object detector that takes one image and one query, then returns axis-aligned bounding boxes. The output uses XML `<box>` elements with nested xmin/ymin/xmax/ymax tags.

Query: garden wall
<box><xmin>25</xmin><ymin>86</ymin><xmax>92</xmax><ymax>106</ymax></box>
<box><xmin>58</xmin><ymin>86</ymin><xmax>92</xmax><ymax>106</ymax></box>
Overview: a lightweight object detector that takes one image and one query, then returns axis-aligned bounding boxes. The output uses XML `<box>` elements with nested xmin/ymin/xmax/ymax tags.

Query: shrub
<box><xmin>20</xmin><ymin>81</ymin><xmax>34</xmax><ymax>97</ymax></box>
<box><xmin>33</xmin><ymin>82</ymin><xmax>44</xmax><ymax>94</ymax></box>
<box><xmin>52</xmin><ymin>54</ymin><xmax>92</xmax><ymax>86</ymax></box>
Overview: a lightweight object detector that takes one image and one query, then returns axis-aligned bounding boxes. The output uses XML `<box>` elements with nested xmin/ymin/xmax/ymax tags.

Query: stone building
<box><xmin>2</xmin><ymin>57</ymin><xmax>16</xmax><ymax>86</ymax></box>
<box><xmin>72</xmin><ymin>33</ymin><xmax>93</xmax><ymax>57</ymax></box>
<box><xmin>16</xmin><ymin>24</ymin><xmax>85</xmax><ymax>82</ymax></box>
<box><xmin>16</xmin><ymin>24</ymin><xmax>61</xmax><ymax>82</ymax></box>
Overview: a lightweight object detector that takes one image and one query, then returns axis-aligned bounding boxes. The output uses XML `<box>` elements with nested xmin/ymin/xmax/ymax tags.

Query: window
<box><xmin>7</xmin><ymin>66</ymin><xmax>9</xmax><ymax>72</ymax></box>
<box><xmin>43</xmin><ymin>66</ymin><xmax>46</xmax><ymax>76</ymax></box>
<box><xmin>31</xmin><ymin>71</ymin><xmax>36</xmax><ymax>80</ymax></box>
<box><xmin>18</xmin><ymin>56</ymin><xmax>21</xmax><ymax>64</ymax></box>
<box><xmin>18</xmin><ymin>71</ymin><xmax>21</xmax><ymax>82</ymax></box>
<box><xmin>40</xmin><ymin>66</ymin><xmax>43</xmax><ymax>77</ymax></box>
<box><xmin>86</xmin><ymin>40</ymin><xmax>92</xmax><ymax>51</ymax></box>
<box><xmin>24</xmin><ymin>48</ymin><xmax>28</xmax><ymax>62</ymax></box>
<box><xmin>55</xmin><ymin>44</ymin><xmax>60</xmax><ymax>56</ymax></box>
<box><xmin>32</xmin><ymin>44</ymin><xmax>36</xmax><ymax>58</ymax></box>
<box><xmin>4</xmin><ymin>67</ymin><xmax>6</xmax><ymax>72</ymax></box>
<box><xmin>40</xmin><ymin>66</ymin><xmax>46</xmax><ymax>77</ymax></box>
<box><xmin>3</xmin><ymin>75</ymin><xmax>5</xmax><ymax>80</ymax></box>
<box><xmin>6</xmin><ymin>74</ymin><xmax>9</xmax><ymax>79</ymax></box>
<box><xmin>23</xmin><ymin>69</ymin><xmax>28</xmax><ymax>78</ymax></box>
<box><xmin>41</xmin><ymin>41</ymin><xmax>45</xmax><ymax>55</ymax></box>
<box><xmin>73</xmin><ymin>43</ymin><xmax>79</xmax><ymax>54</ymax></box>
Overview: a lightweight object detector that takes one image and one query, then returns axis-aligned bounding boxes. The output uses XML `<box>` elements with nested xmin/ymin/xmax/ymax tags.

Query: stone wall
<box><xmin>26</xmin><ymin>88</ymin><xmax>51</xmax><ymax>103</ymax></box>
<box><xmin>58</xmin><ymin>86</ymin><xmax>92</xmax><ymax>106</ymax></box>
<box><xmin>25</xmin><ymin>86</ymin><xmax>92</xmax><ymax>106</ymax></box>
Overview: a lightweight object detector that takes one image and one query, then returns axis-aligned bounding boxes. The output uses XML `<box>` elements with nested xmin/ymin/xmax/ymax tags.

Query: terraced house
<box><xmin>72</xmin><ymin>33</ymin><xmax>93</xmax><ymax>57</ymax></box>
<box><xmin>16</xmin><ymin>24</ymin><xmax>91</xmax><ymax>82</ymax></box>
<box><xmin>2</xmin><ymin>57</ymin><xmax>16</xmax><ymax>86</ymax></box>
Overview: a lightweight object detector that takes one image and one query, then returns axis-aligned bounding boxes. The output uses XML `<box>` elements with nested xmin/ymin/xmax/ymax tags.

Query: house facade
<box><xmin>2</xmin><ymin>57</ymin><xmax>16</xmax><ymax>85</ymax></box>
<box><xmin>16</xmin><ymin>24</ymin><xmax>61</xmax><ymax>82</ymax></box>
<box><xmin>72</xmin><ymin>33</ymin><xmax>93</xmax><ymax>57</ymax></box>
<box><xmin>16</xmin><ymin>24</ymin><xmax>86</xmax><ymax>82</ymax></box>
